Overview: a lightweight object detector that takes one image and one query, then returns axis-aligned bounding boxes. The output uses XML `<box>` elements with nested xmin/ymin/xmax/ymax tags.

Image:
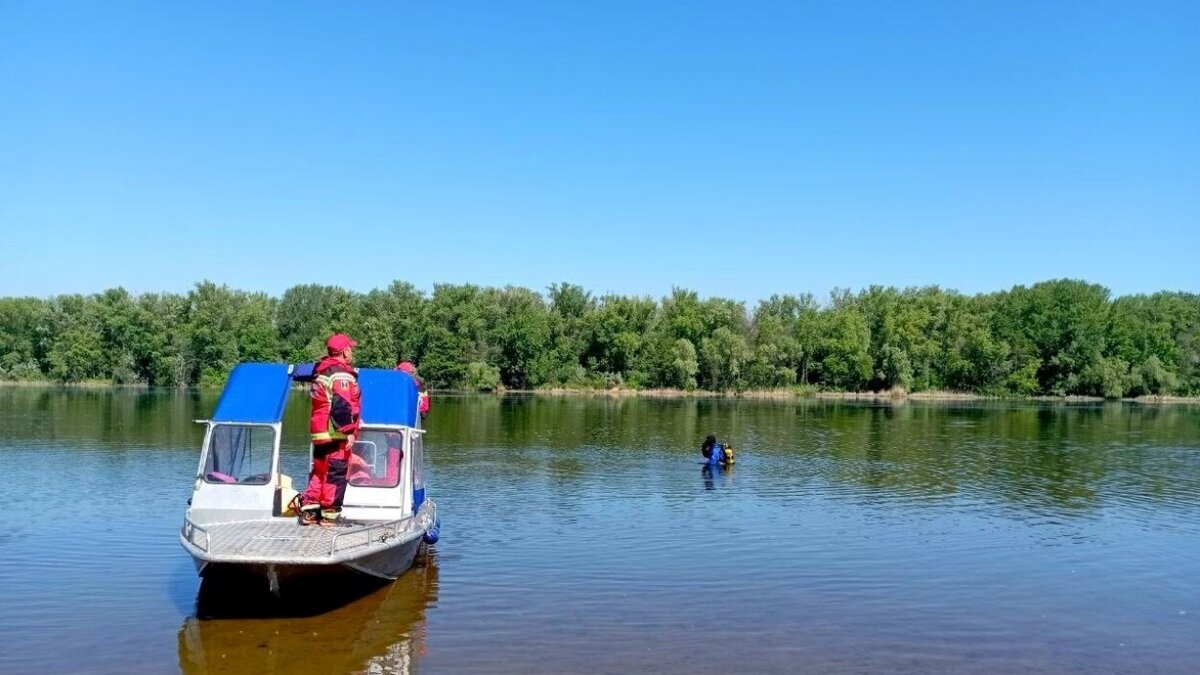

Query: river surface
<box><xmin>0</xmin><ymin>389</ymin><xmax>1197</xmax><ymax>674</ymax></box>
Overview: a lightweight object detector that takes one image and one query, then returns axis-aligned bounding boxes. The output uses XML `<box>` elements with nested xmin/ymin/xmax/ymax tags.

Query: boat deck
<box><xmin>182</xmin><ymin>516</ymin><xmax>420</xmax><ymax>565</ymax></box>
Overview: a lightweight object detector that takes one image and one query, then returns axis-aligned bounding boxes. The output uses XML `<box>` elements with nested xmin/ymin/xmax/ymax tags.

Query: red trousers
<box><xmin>302</xmin><ymin>440</ymin><xmax>350</xmax><ymax>511</ymax></box>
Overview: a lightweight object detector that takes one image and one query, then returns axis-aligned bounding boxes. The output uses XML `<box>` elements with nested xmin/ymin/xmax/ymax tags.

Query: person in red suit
<box><xmin>300</xmin><ymin>333</ymin><xmax>361</xmax><ymax>526</ymax></box>
<box><xmin>396</xmin><ymin>360</ymin><xmax>430</xmax><ymax>418</ymax></box>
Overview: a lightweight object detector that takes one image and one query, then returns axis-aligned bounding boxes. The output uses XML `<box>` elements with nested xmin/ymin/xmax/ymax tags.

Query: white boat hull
<box><xmin>183</xmin><ymin>501</ymin><xmax>437</xmax><ymax>586</ymax></box>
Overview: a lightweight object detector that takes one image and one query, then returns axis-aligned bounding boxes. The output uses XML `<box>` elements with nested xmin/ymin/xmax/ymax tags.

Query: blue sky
<box><xmin>2</xmin><ymin>1</ymin><xmax>1197</xmax><ymax>303</ymax></box>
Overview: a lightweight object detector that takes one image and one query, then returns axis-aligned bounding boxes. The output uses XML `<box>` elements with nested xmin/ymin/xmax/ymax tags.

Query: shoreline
<box><xmin>0</xmin><ymin>380</ymin><xmax>152</xmax><ymax>389</ymax></box>
<box><xmin>2</xmin><ymin>379</ymin><xmax>1197</xmax><ymax>405</ymax></box>
<box><xmin>508</xmin><ymin>387</ymin><xmax>1200</xmax><ymax>405</ymax></box>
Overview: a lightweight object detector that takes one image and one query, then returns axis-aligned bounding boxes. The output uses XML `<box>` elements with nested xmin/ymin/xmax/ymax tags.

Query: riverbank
<box><xmin>521</xmin><ymin>386</ymin><xmax>1200</xmax><ymax>404</ymax></box>
<box><xmin>3</xmin><ymin>379</ymin><xmax>1198</xmax><ymax>404</ymax></box>
<box><xmin>0</xmin><ymin>379</ymin><xmax>150</xmax><ymax>389</ymax></box>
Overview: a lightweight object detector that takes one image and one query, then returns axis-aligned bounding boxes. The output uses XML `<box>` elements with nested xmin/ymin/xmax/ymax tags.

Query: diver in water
<box><xmin>701</xmin><ymin>434</ymin><xmax>735</xmax><ymax>490</ymax></box>
<box><xmin>700</xmin><ymin>434</ymin><xmax>736</xmax><ymax>466</ymax></box>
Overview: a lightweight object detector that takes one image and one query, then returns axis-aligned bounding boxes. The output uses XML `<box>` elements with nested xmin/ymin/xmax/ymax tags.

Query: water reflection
<box><xmin>178</xmin><ymin>554</ymin><xmax>438</xmax><ymax>675</ymax></box>
<box><xmin>700</xmin><ymin>463</ymin><xmax>733</xmax><ymax>490</ymax></box>
<box><xmin>2</xmin><ymin>390</ymin><xmax>1199</xmax><ymax>674</ymax></box>
<box><xmin>3</xmin><ymin>388</ymin><xmax>1197</xmax><ymax>516</ymax></box>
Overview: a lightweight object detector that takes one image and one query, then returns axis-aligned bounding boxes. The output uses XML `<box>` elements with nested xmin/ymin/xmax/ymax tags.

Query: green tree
<box><xmin>136</xmin><ymin>293</ymin><xmax>193</xmax><ymax>386</ymax></box>
<box><xmin>45</xmin><ymin>295</ymin><xmax>103</xmax><ymax>382</ymax></box>
<box><xmin>187</xmin><ymin>282</ymin><xmax>281</xmax><ymax>386</ymax></box>
<box><xmin>343</xmin><ymin>282</ymin><xmax>426</xmax><ymax>369</ymax></box>
<box><xmin>660</xmin><ymin>288</ymin><xmax>706</xmax><ymax>346</ymax></box>
<box><xmin>277</xmin><ymin>284</ymin><xmax>355</xmax><ymax>363</ymax></box>
<box><xmin>667</xmin><ymin>338</ymin><xmax>700</xmax><ymax>390</ymax></box>
<box><xmin>991</xmin><ymin>280</ymin><xmax>1111</xmax><ymax>395</ymax></box>
<box><xmin>0</xmin><ymin>297</ymin><xmax>48</xmax><ymax>380</ymax></box>
<box><xmin>814</xmin><ymin>304</ymin><xmax>872</xmax><ymax>390</ymax></box>
<box><xmin>1</xmin><ymin>277</ymin><xmax>1198</xmax><ymax>397</ymax></box>
<box><xmin>541</xmin><ymin>283</ymin><xmax>593</xmax><ymax>385</ymax></box>
<box><xmin>490</xmin><ymin>286</ymin><xmax>553</xmax><ymax>388</ymax></box>
<box><xmin>583</xmin><ymin>294</ymin><xmax>657</xmax><ymax>383</ymax></box>
<box><xmin>464</xmin><ymin>361</ymin><xmax>501</xmax><ymax>391</ymax></box>
<box><xmin>748</xmin><ymin>294</ymin><xmax>814</xmax><ymax>388</ymax></box>
<box><xmin>421</xmin><ymin>284</ymin><xmax>491</xmax><ymax>388</ymax></box>
<box><xmin>236</xmin><ymin>292</ymin><xmax>281</xmax><ymax>363</ymax></box>
<box><xmin>1137</xmin><ymin>355</ymin><xmax>1178</xmax><ymax>395</ymax></box>
<box><xmin>700</xmin><ymin>327</ymin><xmax>751</xmax><ymax>390</ymax></box>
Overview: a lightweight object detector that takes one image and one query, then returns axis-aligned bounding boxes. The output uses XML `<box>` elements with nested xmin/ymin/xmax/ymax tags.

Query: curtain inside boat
<box><xmin>204</xmin><ymin>425</ymin><xmax>273</xmax><ymax>484</ymax></box>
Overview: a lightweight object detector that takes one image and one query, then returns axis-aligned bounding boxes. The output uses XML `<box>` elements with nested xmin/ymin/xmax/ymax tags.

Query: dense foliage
<box><xmin>1</xmin><ymin>280</ymin><xmax>1197</xmax><ymax>397</ymax></box>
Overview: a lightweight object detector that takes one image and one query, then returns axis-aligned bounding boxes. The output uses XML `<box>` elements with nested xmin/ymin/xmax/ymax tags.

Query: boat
<box><xmin>179</xmin><ymin>362</ymin><xmax>439</xmax><ymax>590</ymax></box>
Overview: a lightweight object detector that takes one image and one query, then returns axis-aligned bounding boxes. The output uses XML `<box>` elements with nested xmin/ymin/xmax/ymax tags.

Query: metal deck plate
<box><xmin>197</xmin><ymin>518</ymin><xmax>409</xmax><ymax>562</ymax></box>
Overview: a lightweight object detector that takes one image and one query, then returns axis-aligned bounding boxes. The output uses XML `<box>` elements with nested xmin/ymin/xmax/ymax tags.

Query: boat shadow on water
<box><xmin>178</xmin><ymin>550</ymin><xmax>439</xmax><ymax>675</ymax></box>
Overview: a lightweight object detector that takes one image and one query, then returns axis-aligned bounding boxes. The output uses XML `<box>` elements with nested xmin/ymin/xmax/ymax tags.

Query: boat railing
<box><xmin>181</xmin><ymin>516</ymin><xmax>211</xmax><ymax>553</ymax></box>
<box><xmin>181</xmin><ymin>508</ymin><xmax>430</xmax><ymax>559</ymax></box>
<box><xmin>329</xmin><ymin>516</ymin><xmax>413</xmax><ymax>556</ymax></box>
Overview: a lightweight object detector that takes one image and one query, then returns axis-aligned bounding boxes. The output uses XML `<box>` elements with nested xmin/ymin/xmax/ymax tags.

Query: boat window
<box><xmin>348</xmin><ymin>430</ymin><xmax>403</xmax><ymax>488</ymax></box>
<box><xmin>203</xmin><ymin>425</ymin><xmax>274</xmax><ymax>485</ymax></box>
<box><xmin>411</xmin><ymin>431</ymin><xmax>425</xmax><ymax>493</ymax></box>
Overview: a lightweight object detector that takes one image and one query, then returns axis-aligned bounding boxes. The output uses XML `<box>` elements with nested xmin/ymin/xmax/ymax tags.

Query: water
<box><xmin>0</xmin><ymin>389</ymin><xmax>1198</xmax><ymax>674</ymax></box>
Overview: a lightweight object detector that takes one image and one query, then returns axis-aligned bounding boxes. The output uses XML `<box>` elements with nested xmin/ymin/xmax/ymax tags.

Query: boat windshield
<box><xmin>203</xmin><ymin>425</ymin><xmax>274</xmax><ymax>485</ymax></box>
<box><xmin>348</xmin><ymin>430</ymin><xmax>403</xmax><ymax>488</ymax></box>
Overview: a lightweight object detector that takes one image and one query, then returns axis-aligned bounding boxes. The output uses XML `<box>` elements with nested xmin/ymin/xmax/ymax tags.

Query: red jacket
<box><xmin>310</xmin><ymin>356</ymin><xmax>361</xmax><ymax>443</ymax></box>
<box><xmin>416</xmin><ymin>377</ymin><xmax>430</xmax><ymax>417</ymax></box>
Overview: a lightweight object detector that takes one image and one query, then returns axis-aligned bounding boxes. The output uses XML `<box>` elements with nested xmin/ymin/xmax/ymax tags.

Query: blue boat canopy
<box><xmin>209</xmin><ymin>363</ymin><xmax>420</xmax><ymax>428</ymax></box>
<box><xmin>211</xmin><ymin>363</ymin><xmax>292</xmax><ymax>423</ymax></box>
<box><xmin>357</xmin><ymin>367</ymin><xmax>420</xmax><ymax>428</ymax></box>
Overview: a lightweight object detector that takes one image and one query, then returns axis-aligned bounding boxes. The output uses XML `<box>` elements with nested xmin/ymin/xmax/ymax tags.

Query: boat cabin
<box><xmin>187</xmin><ymin>362</ymin><xmax>426</xmax><ymax>525</ymax></box>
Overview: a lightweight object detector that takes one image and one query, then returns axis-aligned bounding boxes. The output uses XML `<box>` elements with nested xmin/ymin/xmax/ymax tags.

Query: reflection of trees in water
<box><xmin>6</xmin><ymin>389</ymin><xmax>1198</xmax><ymax>513</ymax></box>
<box><xmin>178</xmin><ymin>552</ymin><xmax>439</xmax><ymax>675</ymax></box>
<box><xmin>427</xmin><ymin>397</ymin><xmax>1199</xmax><ymax>514</ymax></box>
<box><xmin>800</xmin><ymin>404</ymin><xmax>1200</xmax><ymax>513</ymax></box>
<box><xmin>530</xmin><ymin>399</ymin><xmax>1194</xmax><ymax>512</ymax></box>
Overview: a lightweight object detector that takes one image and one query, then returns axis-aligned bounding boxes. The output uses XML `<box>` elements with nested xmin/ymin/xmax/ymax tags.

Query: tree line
<box><xmin>1</xmin><ymin>279</ymin><xmax>1197</xmax><ymax>397</ymax></box>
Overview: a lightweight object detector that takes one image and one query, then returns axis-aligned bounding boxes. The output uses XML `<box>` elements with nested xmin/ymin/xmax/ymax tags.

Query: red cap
<box><xmin>395</xmin><ymin>361</ymin><xmax>416</xmax><ymax>374</ymax></box>
<box><xmin>326</xmin><ymin>333</ymin><xmax>358</xmax><ymax>351</ymax></box>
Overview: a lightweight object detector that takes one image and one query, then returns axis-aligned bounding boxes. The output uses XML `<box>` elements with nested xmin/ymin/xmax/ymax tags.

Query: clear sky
<box><xmin>2</xmin><ymin>1</ymin><xmax>1197</xmax><ymax>303</ymax></box>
